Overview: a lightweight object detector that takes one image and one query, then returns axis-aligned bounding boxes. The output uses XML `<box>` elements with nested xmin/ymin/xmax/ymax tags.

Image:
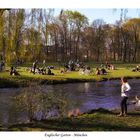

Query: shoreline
<box><xmin>2</xmin><ymin>108</ymin><xmax>140</xmax><ymax>131</ymax></box>
<box><xmin>0</xmin><ymin>75</ymin><xmax>140</xmax><ymax>88</ymax></box>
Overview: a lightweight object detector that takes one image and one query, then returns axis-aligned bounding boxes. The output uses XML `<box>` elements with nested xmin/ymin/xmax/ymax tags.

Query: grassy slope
<box><xmin>7</xmin><ymin>109</ymin><xmax>140</xmax><ymax>131</ymax></box>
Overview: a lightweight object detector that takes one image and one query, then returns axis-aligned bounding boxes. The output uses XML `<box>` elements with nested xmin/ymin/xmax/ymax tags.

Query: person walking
<box><xmin>118</xmin><ymin>77</ymin><xmax>131</xmax><ymax>117</ymax></box>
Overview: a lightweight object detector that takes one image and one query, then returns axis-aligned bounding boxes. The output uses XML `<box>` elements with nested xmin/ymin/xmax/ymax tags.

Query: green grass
<box><xmin>7</xmin><ymin>109</ymin><xmax>140</xmax><ymax>131</ymax></box>
<box><xmin>0</xmin><ymin>63</ymin><xmax>140</xmax><ymax>88</ymax></box>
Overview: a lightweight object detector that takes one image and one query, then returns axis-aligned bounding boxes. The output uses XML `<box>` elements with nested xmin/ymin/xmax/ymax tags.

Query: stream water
<box><xmin>0</xmin><ymin>79</ymin><xmax>140</xmax><ymax>126</ymax></box>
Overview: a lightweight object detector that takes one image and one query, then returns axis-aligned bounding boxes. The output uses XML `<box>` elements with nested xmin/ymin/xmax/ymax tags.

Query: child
<box><xmin>118</xmin><ymin>77</ymin><xmax>131</xmax><ymax>117</ymax></box>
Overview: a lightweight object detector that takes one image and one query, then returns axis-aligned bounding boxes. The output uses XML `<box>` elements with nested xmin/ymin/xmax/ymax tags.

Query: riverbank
<box><xmin>0</xmin><ymin>65</ymin><xmax>140</xmax><ymax>88</ymax></box>
<box><xmin>4</xmin><ymin>108</ymin><xmax>140</xmax><ymax>131</ymax></box>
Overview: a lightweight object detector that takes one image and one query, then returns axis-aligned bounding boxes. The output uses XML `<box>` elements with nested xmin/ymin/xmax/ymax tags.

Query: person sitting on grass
<box><xmin>84</xmin><ymin>66</ymin><xmax>91</xmax><ymax>75</ymax></box>
<box><xmin>132</xmin><ymin>65</ymin><xmax>140</xmax><ymax>72</ymax></box>
<box><xmin>47</xmin><ymin>67</ymin><xmax>54</xmax><ymax>75</ymax></box>
<box><xmin>110</xmin><ymin>64</ymin><xmax>115</xmax><ymax>70</ymax></box>
<box><xmin>69</xmin><ymin>61</ymin><xmax>75</xmax><ymax>71</ymax></box>
<box><xmin>100</xmin><ymin>68</ymin><xmax>107</xmax><ymax>75</ymax></box>
<box><xmin>40</xmin><ymin>68</ymin><xmax>46</xmax><ymax>75</ymax></box>
<box><xmin>10</xmin><ymin>66</ymin><xmax>20</xmax><ymax>76</ymax></box>
<box><xmin>36</xmin><ymin>68</ymin><xmax>41</xmax><ymax>74</ymax></box>
<box><xmin>60</xmin><ymin>69</ymin><xmax>64</xmax><ymax>74</ymax></box>
<box><xmin>79</xmin><ymin>67</ymin><xmax>85</xmax><ymax>75</ymax></box>
<box><xmin>95</xmin><ymin>68</ymin><xmax>100</xmax><ymax>75</ymax></box>
<box><xmin>64</xmin><ymin>63</ymin><xmax>69</xmax><ymax>72</ymax></box>
<box><xmin>136</xmin><ymin>65</ymin><xmax>140</xmax><ymax>71</ymax></box>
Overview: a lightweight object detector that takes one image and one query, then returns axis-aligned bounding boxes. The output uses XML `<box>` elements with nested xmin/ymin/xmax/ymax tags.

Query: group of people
<box><xmin>105</xmin><ymin>62</ymin><xmax>115</xmax><ymax>70</ymax></box>
<box><xmin>62</xmin><ymin>61</ymin><xmax>113</xmax><ymax>76</ymax></box>
<box><xmin>26</xmin><ymin>60</ymin><xmax>111</xmax><ymax>77</ymax></box>
<box><xmin>64</xmin><ymin>60</ymin><xmax>84</xmax><ymax>72</ymax></box>
<box><xmin>95</xmin><ymin>67</ymin><xmax>107</xmax><ymax>75</ymax></box>
<box><xmin>9</xmin><ymin>59</ymin><xmax>55</xmax><ymax>76</ymax></box>
<box><xmin>29</xmin><ymin>60</ymin><xmax>54</xmax><ymax>75</ymax></box>
<box><xmin>79</xmin><ymin>66</ymin><xmax>91</xmax><ymax>75</ymax></box>
<box><xmin>8</xmin><ymin>60</ymin><xmax>117</xmax><ymax>78</ymax></box>
<box><xmin>132</xmin><ymin>65</ymin><xmax>140</xmax><ymax>72</ymax></box>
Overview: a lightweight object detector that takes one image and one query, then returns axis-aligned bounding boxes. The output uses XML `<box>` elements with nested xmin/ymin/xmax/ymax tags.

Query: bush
<box><xmin>13</xmin><ymin>85</ymin><xmax>67</xmax><ymax>122</ymax></box>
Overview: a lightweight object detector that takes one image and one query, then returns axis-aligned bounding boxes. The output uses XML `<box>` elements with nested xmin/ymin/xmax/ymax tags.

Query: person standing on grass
<box><xmin>118</xmin><ymin>77</ymin><xmax>131</xmax><ymax>117</ymax></box>
<box><xmin>32</xmin><ymin>60</ymin><xmax>38</xmax><ymax>74</ymax></box>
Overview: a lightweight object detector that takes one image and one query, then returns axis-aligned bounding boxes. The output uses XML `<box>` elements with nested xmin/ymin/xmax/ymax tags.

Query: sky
<box><xmin>1</xmin><ymin>1</ymin><xmax>140</xmax><ymax>24</ymax></box>
<box><xmin>54</xmin><ymin>9</ymin><xmax>140</xmax><ymax>24</ymax></box>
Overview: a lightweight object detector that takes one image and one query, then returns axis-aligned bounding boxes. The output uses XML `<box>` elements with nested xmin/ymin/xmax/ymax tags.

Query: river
<box><xmin>0</xmin><ymin>79</ymin><xmax>140</xmax><ymax>126</ymax></box>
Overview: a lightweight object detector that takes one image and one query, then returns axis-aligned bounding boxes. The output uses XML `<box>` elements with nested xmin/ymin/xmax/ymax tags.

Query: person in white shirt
<box><xmin>118</xmin><ymin>77</ymin><xmax>131</xmax><ymax>117</ymax></box>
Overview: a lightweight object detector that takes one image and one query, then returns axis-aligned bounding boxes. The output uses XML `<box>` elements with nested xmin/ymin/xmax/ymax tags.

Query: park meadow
<box><xmin>0</xmin><ymin>9</ymin><xmax>140</xmax><ymax>131</ymax></box>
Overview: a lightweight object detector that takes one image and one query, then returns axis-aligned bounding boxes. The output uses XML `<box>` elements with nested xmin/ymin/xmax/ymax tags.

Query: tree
<box><xmin>58</xmin><ymin>10</ymin><xmax>88</xmax><ymax>61</ymax></box>
<box><xmin>92</xmin><ymin>19</ymin><xmax>108</xmax><ymax>62</ymax></box>
<box><xmin>123</xmin><ymin>18</ymin><xmax>140</xmax><ymax>62</ymax></box>
<box><xmin>1</xmin><ymin>9</ymin><xmax>140</xmax><ymax>63</ymax></box>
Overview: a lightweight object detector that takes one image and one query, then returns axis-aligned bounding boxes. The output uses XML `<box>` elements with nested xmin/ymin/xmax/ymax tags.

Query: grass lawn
<box><xmin>0</xmin><ymin>63</ymin><xmax>140</xmax><ymax>88</ymax></box>
<box><xmin>7</xmin><ymin>109</ymin><xmax>140</xmax><ymax>131</ymax></box>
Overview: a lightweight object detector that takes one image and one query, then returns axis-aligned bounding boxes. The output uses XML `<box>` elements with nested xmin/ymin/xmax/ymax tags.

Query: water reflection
<box><xmin>84</xmin><ymin>82</ymin><xmax>90</xmax><ymax>93</ymax></box>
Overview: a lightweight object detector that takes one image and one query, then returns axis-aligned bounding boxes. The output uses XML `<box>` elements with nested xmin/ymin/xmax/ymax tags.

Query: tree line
<box><xmin>0</xmin><ymin>9</ymin><xmax>140</xmax><ymax>64</ymax></box>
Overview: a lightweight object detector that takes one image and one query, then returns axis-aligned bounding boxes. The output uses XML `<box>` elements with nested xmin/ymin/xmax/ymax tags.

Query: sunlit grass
<box><xmin>7</xmin><ymin>109</ymin><xmax>140</xmax><ymax>131</ymax></box>
<box><xmin>0</xmin><ymin>63</ymin><xmax>140</xmax><ymax>87</ymax></box>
